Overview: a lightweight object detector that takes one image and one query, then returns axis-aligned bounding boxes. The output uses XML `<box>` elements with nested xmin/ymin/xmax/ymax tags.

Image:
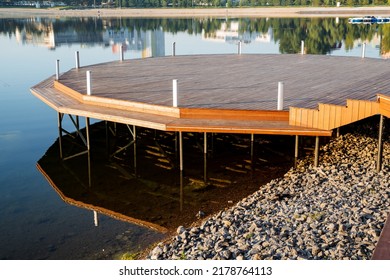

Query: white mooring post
<box><xmin>55</xmin><ymin>59</ymin><xmax>60</xmax><ymax>80</ymax></box>
<box><xmin>86</xmin><ymin>71</ymin><xmax>92</xmax><ymax>96</ymax></box>
<box><xmin>277</xmin><ymin>82</ymin><xmax>284</xmax><ymax>110</ymax></box>
<box><xmin>172</xmin><ymin>42</ymin><xmax>176</xmax><ymax>56</ymax></box>
<box><xmin>362</xmin><ymin>43</ymin><xmax>366</xmax><ymax>58</ymax></box>
<box><xmin>301</xmin><ymin>40</ymin><xmax>305</xmax><ymax>55</ymax></box>
<box><xmin>173</xmin><ymin>79</ymin><xmax>178</xmax><ymax>107</ymax></box>
<box><xmin>120</xmin><ymin>44</ymin><xmax>124</xmax><ymax>61</ymax></box>
<box><xmin>238</xmin><ymin>41</ymin><xmax>242</xmax><ymax>55</ymax></box>
<box><xmin>75</xmin><ymin>51</ymin><xmax>80</xmax><ymax>69</ymax></box>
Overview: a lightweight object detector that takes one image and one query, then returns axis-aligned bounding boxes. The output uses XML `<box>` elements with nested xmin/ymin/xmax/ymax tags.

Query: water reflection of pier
<box><xmin>37</xmin><ymin>122</ymin><xmax>292</xmax><ymax>232</ymax></box>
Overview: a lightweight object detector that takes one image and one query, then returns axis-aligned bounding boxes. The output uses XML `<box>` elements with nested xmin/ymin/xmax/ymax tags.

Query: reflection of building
<box><xmin>12</xmin><ymin>19</ymin><xmax>165</xmax><ymax>57</ymax></box>
<box><xmin>14</xmin><ymin>20</ymin><xmax>104</xmax><ymax>50</ymax></box>
<box><xmin>103</xmin><ymin>27</ymin><xmax>165</xmax><ymax>58</ymax></box>
<box><xmin>15</xmin><ymin>21</ymin><xmax>56</xmax><ymax>49</ymax></box>
<box><xmin>202</xmin><ymin>21</ymin><xmax>273</xmax><ymax>45</ymax></box>
<box><xmin>352</xmin><ymin>34</ymin><xmax>389</xmax><ymax>59</ymax></box>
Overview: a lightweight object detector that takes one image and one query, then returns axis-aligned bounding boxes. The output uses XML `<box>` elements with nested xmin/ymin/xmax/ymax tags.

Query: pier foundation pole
<box><xmin>57</xmin><ymin>112</ymin><xmax>63</xmax><ymax>159</ymax></box>
<box><xmin>377</xmin><ymin>115</ymin><xmax>384</xmax><ymax>172</ymax></box>
<box><xmin>105</xmin><ymin>121</ymin><xmax>109</xmax><ymax>158</ymax></box>
<box><xmin>204</xmin><ymin>132</ymin><xmax>207</xmax><ymax>184</ymax></box>
<box><xmin>179</xmin><ymin>131</ymin><xmax>184</xmax><ymax>211</ymax></box>
<box><xmin>294</xmin><ymin>135</ymin><xmax>299</xmax><ymax>167</ymax></box>
<box><xmin>179</xmin><ymin>131</ymin><xmax>183</xmax><ymax>172</ymax></box>
<box><xmin>250</xmin><ymin>133</ymin><xmax>255</xmax><ymax>173</ymax></box>
<box><xmin>314</xmin><ymin>136</ymin><xmax>320</xmax><ymax>167</ymax></box>
<box><xmin>301</xmin><ymin>41</ymin><xmax>305</xmax><ymax>55</ymax></box>
<box><xmin>86</xmin><ymin>117</ymin><xmax>91</xmax><ymax>187</ymax></box>
<box><xmin>133</xmin><ymin>125</ymin><xmax>137</xmax><ymax>177</ymax></box>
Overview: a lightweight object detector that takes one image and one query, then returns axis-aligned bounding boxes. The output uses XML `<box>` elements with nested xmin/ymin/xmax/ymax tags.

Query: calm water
<box><xmin>0</xmin><ymin>16</ymin><xmax>388</xmax><ymax>260</ymax></box>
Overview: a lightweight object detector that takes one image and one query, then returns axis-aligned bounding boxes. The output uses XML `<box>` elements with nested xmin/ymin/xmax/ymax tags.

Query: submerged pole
<box><xmin>133</xmin><ymin>125</ymin><xmax>137</xmax><ymax>177</ymax></box>
<box><xmin>75</xmin><ymin>51</ymin><xmax>80</xmax><ymax>69</ymax></box>
<box><xmin>301</xmin><ymin>41</ymin><xmax>305</xmax><ymax>55</ymax></box>
<box><xmin>55</xmin><ymin>59</ymin><xmax>60</xmax><ymax>80</ymax></box>
<box><xmin>204</xmin><ymin>132</ymin><xmax>207</xmax><ymax>184</ymax></box>
<box><xmin>377</xmin><ymin>115</ymin><xmax>384</xmax><ymax>172</ymax></box>
<box><xmin>86</xmin><ymin>117</ymin><xmax>91</xmax><ymax>187</ymax></box>
<box><xmin>86</xmin><ymin>71</ymin><xmax>92</xmax><ymax>96</ymax></box>
<box><xmin>238</xmin><ymin>41</ymin><xmax>242</xmax><ymax>55</ymax></box>
<box><xmin>173</xmin><ymin>79</ymin><xmax>178</xmax><ymax>107</ymax></box>
<box><xmin>172</xmin><ymin>42</ymin><xmax>176</xmax><ymax>56</ymax></box>
<box><xmin>58</xmin><ymin>113</ymin><xmax>63</xmax><ymax>159</ymax></box>
<box><xmin>251</xmin><ymin>133</ymin><xmax>255</xmax><ymax>172</ymax></box>
<box><xmin>277</xmin><ymin>82</ymin><xmax>284</xmax><ymax>110</ymax></box>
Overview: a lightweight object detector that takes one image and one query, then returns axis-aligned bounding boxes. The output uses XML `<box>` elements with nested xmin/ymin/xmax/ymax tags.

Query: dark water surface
<box><xmin>0</xmin><ymin>16</ymin><xmax>387</xmax><ymax>259</ymax></box>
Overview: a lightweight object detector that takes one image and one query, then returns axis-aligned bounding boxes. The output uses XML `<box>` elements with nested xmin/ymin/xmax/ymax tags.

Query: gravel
<box><xmin>147</xmin><ymin>120</ymin><xmax>390</xmax><ymax>260</ymax></box>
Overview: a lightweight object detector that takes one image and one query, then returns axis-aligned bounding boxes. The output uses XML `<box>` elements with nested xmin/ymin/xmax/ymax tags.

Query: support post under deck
<box><xmin>294</xmin><ymin>135</ymin><xmax>299</xmax><ymax>168</ymax></box>
<box><xmin>179</xmin><ymin>131</ymin><xmax>184</xmax><ymax>212</ymax></box>
<box><xmin>204</xmin><ymin>132</ymin><xmax>207</xmax><ymax>184</ymax></box>
<box><xmin>314</xmin><ymin>136</ymin><xmax>320</xmax><ymax>167</ymax></box>
<box><xmin>86</xmin><ymin>117</ymin><xmax>91</xmax><ymax>187</ymax></box>
<box><xmin>133</xmin><ymin>125</ymin><xmax>137</xmax><ymax>177</ymax></box>
<box><xmin>58</xmin><ymin>112</ymin><xmax>63</xmax><ymax>159</ymax></box>
<box><xmin>250</xmin><ymin>133</ymin><xmax>255</xmax><ymax>172</ymax></box>
<box><xmin>377</xmin><ymin>115</ymin><xmax>384</xmax><ymax>172</ymax></box>
<box><xmin>179</xmin><ymin>131</ymin><xmax>183</xmax><ymax>172</ymax></box>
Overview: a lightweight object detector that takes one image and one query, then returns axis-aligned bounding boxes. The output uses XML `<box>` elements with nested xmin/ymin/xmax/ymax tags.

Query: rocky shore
<box><xmin>148</xmin><ymin>119</ymin><xmax>390</xmax><ymax>260</ymax></box>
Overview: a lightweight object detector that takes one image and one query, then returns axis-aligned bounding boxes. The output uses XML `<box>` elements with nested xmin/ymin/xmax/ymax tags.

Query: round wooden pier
<box><xmin>31</xmin><ymin>54</ymin><xmax>390</xmax><ymax>136</ymax></box>
<box><xmin>31</xmin><ymin>54</ymin><xmax>390</xmax><ymax>170</ymax></box>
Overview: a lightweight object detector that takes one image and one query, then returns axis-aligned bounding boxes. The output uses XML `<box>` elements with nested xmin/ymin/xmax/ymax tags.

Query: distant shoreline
<box><xmin>1</xmin><ymin>6</ymin><xmax>390</xmax><ymax>19</ymax></box>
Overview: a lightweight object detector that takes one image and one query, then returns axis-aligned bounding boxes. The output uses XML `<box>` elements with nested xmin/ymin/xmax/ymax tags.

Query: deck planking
<box><xmin>32</xmin><ymin>54</ymin><xmax>390</xmax><ymax>137</ymax></box>
<box><xmin>31</xmin><ymin>76</ymin><xmax>331</xmax><ymax>136</ymax></box>
<box><xmin>56</xmin><ymin>54</ymin><xmax>390</xmax><ymax>111</ymax></box>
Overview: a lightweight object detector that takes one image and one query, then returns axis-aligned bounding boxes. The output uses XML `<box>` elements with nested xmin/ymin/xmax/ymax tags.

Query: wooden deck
<box><xmin>31</xmin><ymin>54</ymin><xmax>390</xmax><ymax>136</ymax></box>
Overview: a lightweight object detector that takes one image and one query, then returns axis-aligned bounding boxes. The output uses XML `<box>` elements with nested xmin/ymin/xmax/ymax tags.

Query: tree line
<box><xmin>1</xmin><ymin>0</ymin><xmax>390</xmax><ymax>8</ymax></box>
<box><xmin>1</xmin><ymin>17</ymin><xmax>389</xmax><ymax>55</ymax></box>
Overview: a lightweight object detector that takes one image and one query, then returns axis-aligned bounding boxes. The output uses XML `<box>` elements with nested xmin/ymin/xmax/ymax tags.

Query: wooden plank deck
<box><xmin>56</xmin><ymin>54</ymin><xmax>390</xmax><ymax>110</ymax></box>
<box><xmin>32</xmin><ymin>54</ymin><xmax>390</xmax><ymax>137</ymax></box>
<box><xmin>31</xmin><ymin>77</ymin><xmax>331</xmax><ymax>136</ymax></box>
<box><xmin>379</xmin><ymin>94</ymin><xmax>390</xmax><ymax>118</ymax></box>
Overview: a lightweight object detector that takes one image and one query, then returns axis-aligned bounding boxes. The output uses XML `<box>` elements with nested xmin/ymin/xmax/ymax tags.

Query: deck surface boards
<box><xmin>57</xmin><ymin>54</ymin><xmax>390</xmax><ymax>111</ymax></box>
<box><xmin>32</xmin><ymin>54</ymin><xmax>390</xmax><ymax>136</ymax></box>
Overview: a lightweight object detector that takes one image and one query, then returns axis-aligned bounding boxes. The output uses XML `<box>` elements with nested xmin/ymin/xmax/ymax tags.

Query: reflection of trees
<box><xmin>1</xmin><ymin>17</ymin><xmax>389</xmax><ymax>55</ymax></box>
<box><xmin>380</xmin><ymin>25</ymin><xmax>390</xmax><ymax>57</ymax></box>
